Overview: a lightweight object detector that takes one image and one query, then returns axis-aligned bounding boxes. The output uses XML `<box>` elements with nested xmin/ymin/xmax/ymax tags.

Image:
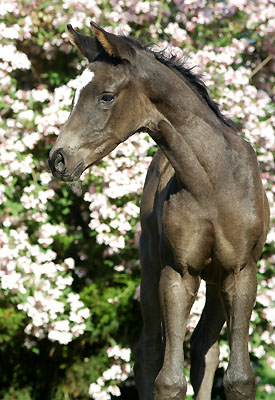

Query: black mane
<box><xmin>116</xmin><ymin>35</ymin><xmax>236</xmax><ymax>129</ymax></box>
<box><xmin>146</xmin><ymin>46</ymin><xmax>236</xmax><ymax>129</ymax></box>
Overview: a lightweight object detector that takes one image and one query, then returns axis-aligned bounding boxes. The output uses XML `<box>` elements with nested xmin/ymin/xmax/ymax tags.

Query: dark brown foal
<box><xmin>48</xmin><ymin>23</ymin><xmax>270</xmax><ymax>400</ymax></box>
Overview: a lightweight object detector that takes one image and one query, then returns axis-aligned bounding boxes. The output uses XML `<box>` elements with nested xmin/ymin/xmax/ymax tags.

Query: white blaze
<box><xmin>73</xmin><ymin>68</ymin><xmax>95</xmax><ymax>109</ymax></box>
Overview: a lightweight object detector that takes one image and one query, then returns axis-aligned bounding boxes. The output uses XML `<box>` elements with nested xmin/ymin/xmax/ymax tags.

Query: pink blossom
<box><xmin>0</xmin><ymin>0</ymin><xmax>18</xmax><ymax>16</ymax></box>
<box><xmin>164</xmin><ymin>22</ymin><xmax>188</xmax><ymax>44</ymax></box>
<box><xmin>0</xmin><ymin>44</ymin><xmax>31</xmax><ymax>69</ymax></box>
<box><xmin>31</xmin><ymin>88</ymin><xmax>49</xmax><ymax>102</ymax></box>
<box><xmin>22</xmin><ymin>131</ymin><xmax>40</xmax><ymax>149</ymax></box>
<box><xmin>107</xmin><ymin>385</ymin><xmax>121</xmax><ymax>396</ymax></box>
<box><xmin>0</xmin><ymin>23</ymin><xmax>20</xmax><ymax>39</ymax></box>
<box><xmin>107</xmin><ymin>346</ymin><xmax>131</xmax><ymax>362</ymax></box>
<box><xmin>48</xmin><ymin>330</ymin><xmax>73</xmax><ymax>344</ymax></box>
<box><xmin>267</xmin><ymin>356</ymin><xmax>275</xmax><ymax>370</ymax></box>
<box><xmin>64</xmin><ymin>257</ymin><xmax>75</xmax><ymax>269</ymax></box>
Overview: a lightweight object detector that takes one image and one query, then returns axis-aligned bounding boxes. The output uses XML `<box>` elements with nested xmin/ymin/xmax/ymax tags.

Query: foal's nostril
<box><xmin>54</xmin><ymin>151</ymin><xmax>66</xmax><ymax>174</ymax></box>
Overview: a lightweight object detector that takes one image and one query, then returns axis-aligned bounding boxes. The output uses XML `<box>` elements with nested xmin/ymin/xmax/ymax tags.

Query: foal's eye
<box><xmin>100</xmin><ymin>94</ymin><xmax>115</xmax><ymax>103</ymax></box>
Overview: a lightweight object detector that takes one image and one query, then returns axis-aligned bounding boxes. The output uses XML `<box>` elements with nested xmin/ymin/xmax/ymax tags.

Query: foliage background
<box><xmin>0</xmin><ymin>0</ymin><xmax>274</xmax><ymax>399</ymax></box>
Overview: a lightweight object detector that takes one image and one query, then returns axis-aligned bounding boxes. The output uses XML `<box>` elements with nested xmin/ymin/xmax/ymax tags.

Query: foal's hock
<box><xmin>48</xmin><ymin>22</ymin><xmax>270</xmax><ymax>400</ymax></box>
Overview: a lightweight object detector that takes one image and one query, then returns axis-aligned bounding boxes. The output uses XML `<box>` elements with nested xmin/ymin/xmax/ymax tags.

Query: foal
<box><xmin>48</xmin><ymin>23</ymin><xmax>270</xmax><ymax>400</ymax></box>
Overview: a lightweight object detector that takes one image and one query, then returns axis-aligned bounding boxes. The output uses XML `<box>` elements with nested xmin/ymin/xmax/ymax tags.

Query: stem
<box><xmin>32</xmin><ymin>169</ymin><xmax>37</xmax><ymax>186</ymax></box>
<box><xmin>249</xmin><ymin>55</ymin><xmax>272</xmax><ymax>80</ymax></box>
<box><xmin>155</xmin><ymin>0</ymin><xmax>165</xmax><ymax>33</ymax></box>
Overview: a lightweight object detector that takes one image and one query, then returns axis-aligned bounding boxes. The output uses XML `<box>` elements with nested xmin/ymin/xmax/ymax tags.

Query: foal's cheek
<box><xmin>91</xmin><ymin>105</ymin><xmax>114</xmax><ymax>131</ymax></box>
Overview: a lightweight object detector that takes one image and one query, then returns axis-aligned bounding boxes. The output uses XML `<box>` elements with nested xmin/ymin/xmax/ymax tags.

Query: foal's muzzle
<box><xmin>48</xmin><ymin>148</ymin><xmax>84</xmax><ymax>182</ymax></box>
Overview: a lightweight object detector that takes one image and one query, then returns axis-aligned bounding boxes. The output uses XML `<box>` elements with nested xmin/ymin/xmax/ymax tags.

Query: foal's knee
<box><xmin>224</xmin><ymin>366</ymin><xmax>255</xmax><ymax>400</ymax></box>
<box><xmin>154</xmin><ymin>371</ymin><xmax>187</xmax><ymax>400</ymax></box>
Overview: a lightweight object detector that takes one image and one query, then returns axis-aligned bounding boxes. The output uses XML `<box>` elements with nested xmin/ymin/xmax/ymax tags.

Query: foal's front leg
<box><xmin>220</xmin><ymin>260</ymin><xmax>257</xmax><ymax>400</ymax></box>
<box><xmin>134</xmin><ymin>232</ymin><xmax>164</xmax><ymax>400</ymax></box>
<box><xmin>154</xmin><ymin>265</ymin><xmax>200</xmax><ymax>400</ymax></box>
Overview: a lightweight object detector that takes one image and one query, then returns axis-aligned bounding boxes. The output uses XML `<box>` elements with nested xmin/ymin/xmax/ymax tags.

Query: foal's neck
<box><xmin>148</xmin><ymin>65</ymin><xmax>230</xmax><ymax>198</ymax></box>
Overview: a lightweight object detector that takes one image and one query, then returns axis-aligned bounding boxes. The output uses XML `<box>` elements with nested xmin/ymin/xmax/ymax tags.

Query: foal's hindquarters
<box><xmin>134</xmin><ymin>151</ymin><xmax>269</xmax><ymax>400</ymax></box>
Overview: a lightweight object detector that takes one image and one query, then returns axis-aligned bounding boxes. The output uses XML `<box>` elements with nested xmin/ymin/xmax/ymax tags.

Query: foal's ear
<box><xmin>90</xmin><ymin>21</ymin><xmax>136</xmax><ymax>62</ymax></box>
<box><xmin>67</xmin><ymin>24</ymin><xmax>101</xmax><ymax>62</ymax></box>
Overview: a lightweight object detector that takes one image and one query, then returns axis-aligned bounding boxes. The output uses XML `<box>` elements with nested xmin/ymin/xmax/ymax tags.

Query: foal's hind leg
<box><xmin>134</xmin><ymin>232</ymin><xmax>163</xmax><ymax>400</ymax></box>
<box><xmin>220</xmin><ymin>260</ymin><xmax>257</xmax><ymax>400</ymax></box>
<box><xmin>154</xmin><ymin>266</ymin><xmax>200</xmax><ymax>400</ymax></box>
<box><xmin>190</xmin><ymin>283</ymin><xmax>225</xmax><ymax>400</ymax></box>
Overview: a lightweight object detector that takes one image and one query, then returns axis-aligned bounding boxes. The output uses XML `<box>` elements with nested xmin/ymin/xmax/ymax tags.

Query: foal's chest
<box><xmin>160</xmin><ymin>190</ymin><xmax>256</xmax><ymax>276</ymax></box>
<box><xmin>160</xmin><ymin>192</ymin><xmax>214</xmax><ymax>273</ymax></box>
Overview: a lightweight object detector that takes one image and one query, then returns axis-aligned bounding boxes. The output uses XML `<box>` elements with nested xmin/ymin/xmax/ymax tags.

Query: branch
<box><xmin>249</xmin><ymin>55</ymin><xmax>273</xmax><ymax>80</ymax></box>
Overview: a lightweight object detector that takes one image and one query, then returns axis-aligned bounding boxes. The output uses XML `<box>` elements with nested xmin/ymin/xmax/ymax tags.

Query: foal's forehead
<box><xmin>90</xmin><ymin>60</ymin><xmax>129</xmax><ymax>76</ymax></box>
<box><xmin>76</xmin><ymin>68</ymin><xmax>95</xmax><ymax>90</ymax></box>
<box><xmin>89</xmin><ymin>61</ymin><xmax>132</xmax><ymax>88</ymax></box>
<box><xmin>72</xmin><ymin>62</ymin><xmax>131</xmax><ymax>108</ymax></box>
<box><xmin>73</xmin><ymin>67</ymin><xmax>95</xmax><ymax>108</ymax></box>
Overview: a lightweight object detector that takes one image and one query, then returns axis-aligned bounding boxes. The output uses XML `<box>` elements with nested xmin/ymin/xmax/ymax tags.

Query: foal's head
<box><xmin>49</xmin><ymin>22</ymin><xmax>159</xmax><ymax>181</ymax></box>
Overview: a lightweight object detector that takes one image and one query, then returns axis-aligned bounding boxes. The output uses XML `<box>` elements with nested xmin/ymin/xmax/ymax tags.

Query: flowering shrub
<box><xmin>0</xmin><ymin>0</ymin><xmax>274</xmax><ymax>399</ymax></box>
